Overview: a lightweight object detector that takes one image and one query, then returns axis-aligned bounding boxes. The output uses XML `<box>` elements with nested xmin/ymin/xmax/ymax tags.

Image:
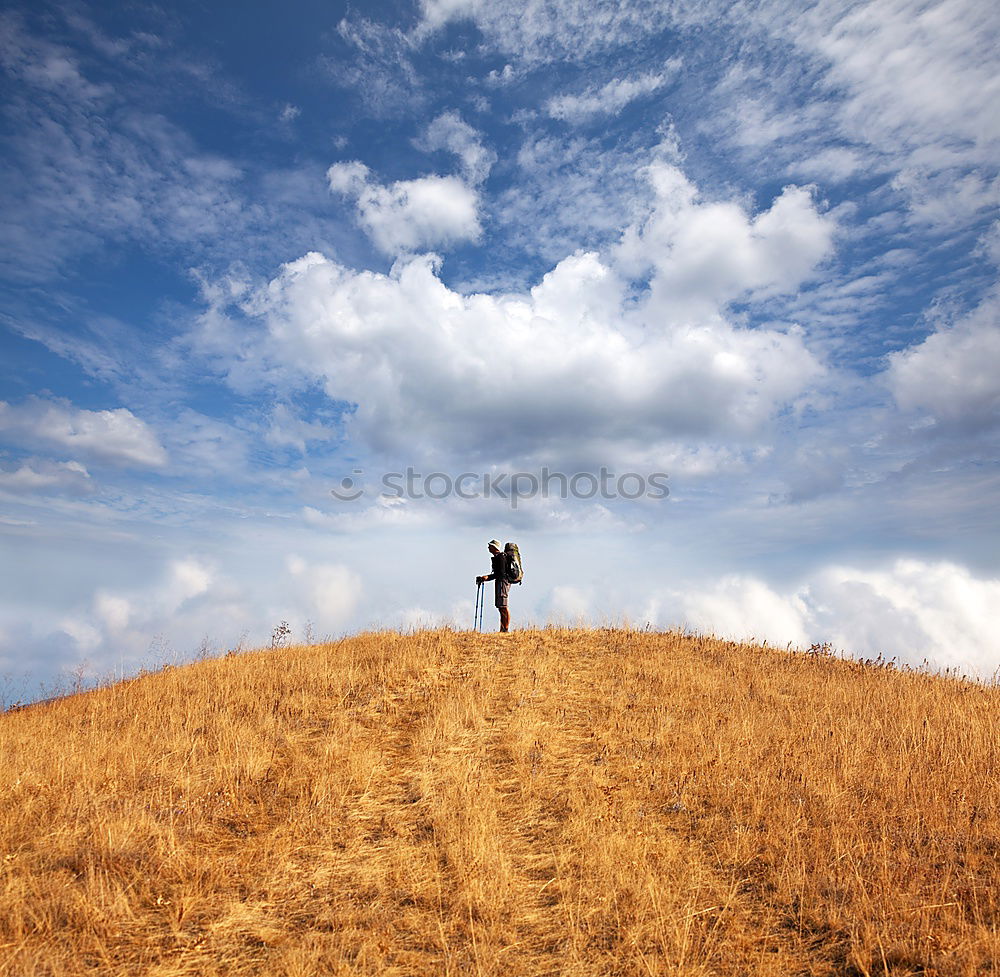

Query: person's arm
<box><xmin>476</xmin><ymin>572</ymin><xmax>495</xmax><ymax>582</ymax></box>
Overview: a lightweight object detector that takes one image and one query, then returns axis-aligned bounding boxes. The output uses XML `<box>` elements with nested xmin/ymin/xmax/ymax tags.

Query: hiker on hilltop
<box><xmin>476</xmin><ymin>539</ymin><xmax>516</xmax><ymax>632</ymax></box>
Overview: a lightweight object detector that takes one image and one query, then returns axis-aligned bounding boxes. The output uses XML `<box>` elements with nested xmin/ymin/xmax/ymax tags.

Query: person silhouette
<box><xmin>476</xmin><ymin>538</ymin><xmax>510</xmax><ymax>632</ymax></box>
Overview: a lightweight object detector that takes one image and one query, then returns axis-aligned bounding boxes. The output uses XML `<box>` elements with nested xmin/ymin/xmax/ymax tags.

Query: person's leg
<box><xmin>496</xmin><ymin>579</ymin><xmax>510</xmax><ymax>632</ymax></box>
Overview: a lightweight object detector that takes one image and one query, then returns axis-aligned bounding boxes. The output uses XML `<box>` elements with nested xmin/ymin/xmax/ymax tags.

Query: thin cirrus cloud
<box><xmin>419</xmin><ymin>0</ymin><xmax>999</xmax><ymax>231</ymax></box>
<box><xmin>545</xmin><ymin>62</ymin><xmax>681</xmax><ymax>122</ymax></box>
<box><xmin>0</xmin><ymin>15</ymin><xmax>245</xmax><ymax>277</ymax></box>
<box><xmin>413</xmin><ymin>110</ymin><xmax>497</xmax><ymax>184</ymax></box>
<box><xmin>801</xmin><ymin>0</ymin><xmax>1000</xmax><ymax>163</ymax></box>
<box><xmin>0</xmin><ymin>12</ymin><xmax>345</xmax><ymax>284</ymax></box>
<box><xmin>413</xmin><ymin>0</ymin><xmax>685</xmax><ymax>60</ymax></box>
<box><xmin>0</xmin><ymin>458</ymin><xmax>93</xmax><ymax>495</ymax></box>
<box><xmin>709</xmin><ymin>0</ymin><xmax>1000</xmax><ymax>226</ymax></box>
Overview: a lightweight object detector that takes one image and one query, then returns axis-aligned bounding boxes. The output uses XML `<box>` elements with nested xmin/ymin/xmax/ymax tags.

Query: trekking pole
<box><xmin>474</xmin><ymin>580</ymin><xmax>483</xmax><ymax>632</ymax></box>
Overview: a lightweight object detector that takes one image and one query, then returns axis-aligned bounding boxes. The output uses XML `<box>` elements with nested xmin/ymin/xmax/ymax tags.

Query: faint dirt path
<box><xmin>220</xmin><ymin>631</ymin><xmax>845</xmax><ymax>975</ymax></box>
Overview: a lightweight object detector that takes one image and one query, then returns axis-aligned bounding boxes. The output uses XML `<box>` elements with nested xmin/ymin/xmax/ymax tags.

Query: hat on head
<box><xmin>488</xmin><ymin>539</ymin><xmax>502</xmax><ymax>549</ymax></box>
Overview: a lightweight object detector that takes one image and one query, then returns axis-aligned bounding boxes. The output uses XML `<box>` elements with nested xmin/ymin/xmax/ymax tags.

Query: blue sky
<box><xmin>1</xmin><ymin>0</ymin><xmax>999</xmax><ymax>696</ymax></box>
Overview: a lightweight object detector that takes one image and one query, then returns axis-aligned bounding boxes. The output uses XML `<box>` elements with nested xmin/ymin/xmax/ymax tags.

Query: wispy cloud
<box><xmin>496</xmin><ymin>129</ymin><xmax>658</xmax><ymax>264</ymax></box>
<box><xmin>710</xmin><ymin>0</ymin><xmax>1000</xmax><ymax>228</ymax></box>
<box><xmin>414</xmin><ymin>110</ymin><xmax>496</xmax><ymax>184</ymax></box>
<box><xmin>0</xmin><ymin>458</ymin><xmax>93</xmax><ymax>496</ymax></box>
<box><xmin>323</xmin><ymin>17</ymin><xmax>425</xmax><ymax>117</ymax></box>
<box><xmin>0</xmin><ymin>23</ymin><xmax>249</xmax><ymax>280</ymax></box>
<box><xmin>545</xmin><ymin>62</ymin><xmax>680</xmax><ymax>122</ymax></box>
<box><xmin>0</xmin><ymin>10</ymin><xmax>351</xmax><ymax>284</ymax></box>
<box><xmin>413</xmin><ymin>0</ymin><xmax>690</xmax><ymax>62</ymax></box>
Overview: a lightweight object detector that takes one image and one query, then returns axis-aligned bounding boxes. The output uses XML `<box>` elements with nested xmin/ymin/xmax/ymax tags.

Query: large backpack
<box><xmin>504</xmin><ymin>542</ymin><xmax>523</xmax><ymax>584</ymax></box>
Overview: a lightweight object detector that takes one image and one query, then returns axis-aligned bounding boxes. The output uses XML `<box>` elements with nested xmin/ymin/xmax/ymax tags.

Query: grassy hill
<box><xmin>2</xmin><ymin>628</ymin><xmax>998</xmax><ymax>976</ymax></box>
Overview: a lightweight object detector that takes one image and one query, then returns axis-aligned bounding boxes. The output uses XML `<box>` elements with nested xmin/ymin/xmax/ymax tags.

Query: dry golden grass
<box><xmin>2</xmin><ymin>628</ymin><xmax>999</xmax><ymax>976</ymax></box>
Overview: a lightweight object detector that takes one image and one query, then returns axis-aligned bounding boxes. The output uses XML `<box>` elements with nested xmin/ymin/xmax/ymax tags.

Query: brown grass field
<box><xmin>2</xmin><ymin>628</ymin><xmax>999</xmax><ymax>976</ymax></box>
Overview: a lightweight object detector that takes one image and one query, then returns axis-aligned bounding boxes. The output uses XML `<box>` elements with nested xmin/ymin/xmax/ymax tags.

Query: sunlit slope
<box><xmin>2</xmin><ymin>629</ymin><xmax>999</xmax><ymax>976</ymax></box>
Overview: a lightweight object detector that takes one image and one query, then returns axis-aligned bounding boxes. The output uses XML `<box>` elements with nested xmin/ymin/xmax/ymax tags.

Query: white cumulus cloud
<box><xmin>805</xmin><ymin>560</ymin><xmax>1000</xmax><ymax>675</ymax></box>
<box><xmin>618</xmin><ymin>163</ymin><xmax>836</xmax><ymax>320</ymax></box>
<box><xmin>43</xmin><ymin>556</ymin><xmax>228</xmax><ymax>678</ymax></box>
<box><xmin>244</xmin><ymin>239</ymin><xmax>822</xmax><ymax>462</ymax></box>
<box><xmin>327</xmin><ymin>161</ymin><xmax>481</xmax><ymax>255</ymax></box>
<box><xmin>654</xmin><ymin>558</ymin><xmax>1000</xmax><ymax>675</ymax></box>
<box><xmin>673</xmin><ymin>575</ymin><xmax>812</xmax><ymax>647</ymax></box>
<box><xmin>209</xmin><ymin>165</ymin><xmax>840</xmax><ymax>467</ymax></box>
<box><xmin>886</xmin><ymin>290</ymin><xmax>1000</xmax><ymax>430</ymax></box>
<box><xmin>0</xmin><ymin>398</ymin><xmax>167</xmax><ymax>467</ymax></box>
<box><xmin>286</xmin><ymin>555</ymin><xmax>363</xmax><ymax>631</ymax></box>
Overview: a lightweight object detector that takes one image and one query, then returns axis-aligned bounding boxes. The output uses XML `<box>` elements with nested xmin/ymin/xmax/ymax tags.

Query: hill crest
<box><xmin>3</xmin><ymin>628</ymin><xmax>998</xmax><ymax>975</ymax></box>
